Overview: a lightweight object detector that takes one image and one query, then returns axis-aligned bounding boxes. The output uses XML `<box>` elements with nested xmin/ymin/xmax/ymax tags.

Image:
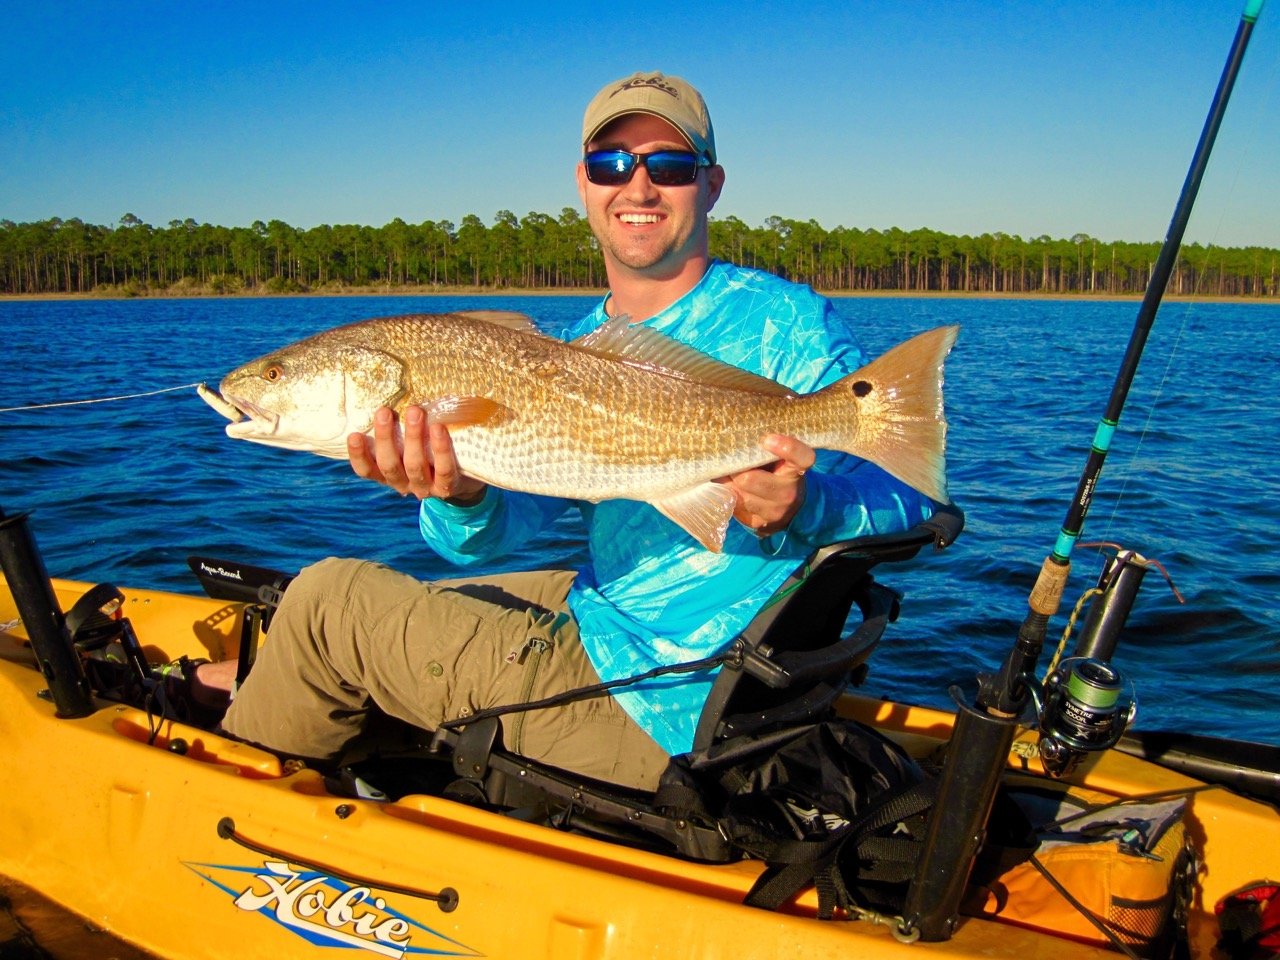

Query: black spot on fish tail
<box><xmin>851</xmin><ymin>380</ymin><xmax>873</xmax><ymax>397</ymax></box>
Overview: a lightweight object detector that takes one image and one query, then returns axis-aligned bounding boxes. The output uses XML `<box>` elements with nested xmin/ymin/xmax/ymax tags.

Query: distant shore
<box><xmin>2</xmin><ymin>284</ymin><xmax>1273</xmax><ymax>305</ymax></box>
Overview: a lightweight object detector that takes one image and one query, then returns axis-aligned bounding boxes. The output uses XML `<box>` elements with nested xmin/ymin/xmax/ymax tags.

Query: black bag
<box><xmin>656</xmin><ymin>719</ymin><xmax>934</xmax><ymax>918</ymax></box>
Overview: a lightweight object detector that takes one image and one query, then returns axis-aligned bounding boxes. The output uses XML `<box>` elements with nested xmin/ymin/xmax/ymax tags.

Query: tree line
<box><xmin>2</xmin><ymin>211</ymin><xmax>1276</xmax><ymax>298</ymax></box>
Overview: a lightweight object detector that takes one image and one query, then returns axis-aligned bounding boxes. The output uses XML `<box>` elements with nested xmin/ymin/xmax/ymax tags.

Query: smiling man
<box><xmin>577</xmin><ymin>74</ymin><xmax>725</xmax><ymax>314</ymax></box>
<box><xmin>207</xmin><ymin>71</ymin><xmax>938</xmax><ymax>790</ymax></box>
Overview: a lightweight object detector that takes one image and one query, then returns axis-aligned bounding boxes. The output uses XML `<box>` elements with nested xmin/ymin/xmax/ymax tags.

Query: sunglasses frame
<box><xmin>583</xmin><ymin>149</ymin><xmax>711</xmax><ymax>187</ymax></box>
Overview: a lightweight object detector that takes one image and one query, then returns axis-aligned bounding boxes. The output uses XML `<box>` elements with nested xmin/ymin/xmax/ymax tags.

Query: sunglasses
<box><xmin>583</xmin><ymin>149</ymin><xmax>710</xmax><ymax>187</ymax></box>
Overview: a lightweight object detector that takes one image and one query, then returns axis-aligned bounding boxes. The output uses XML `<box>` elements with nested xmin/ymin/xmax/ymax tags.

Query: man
<box><xmin>210</xmin><ymin>71</ymin><xmax>936</xmax><ymax>791</ymax></box>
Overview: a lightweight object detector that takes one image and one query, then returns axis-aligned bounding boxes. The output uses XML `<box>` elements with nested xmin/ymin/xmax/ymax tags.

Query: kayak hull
<box><xmin>2</xmin><ymin>578</ymin><xmax>1276</xmax><ymax>959</ymax></box>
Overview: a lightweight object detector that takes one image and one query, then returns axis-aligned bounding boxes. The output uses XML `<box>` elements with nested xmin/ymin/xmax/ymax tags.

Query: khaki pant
<box><xmin>222</xmin><ymin>558</ymin><xmax>670</xmax><ymax>790</ymax></box>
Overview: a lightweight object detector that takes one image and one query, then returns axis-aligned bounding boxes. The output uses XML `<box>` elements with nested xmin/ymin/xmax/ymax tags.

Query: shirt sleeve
<box><xmin>418</xmin><ymin>487</ymin><xmax>574</xmax><ymax>567</ymax></box>
<box><xmin>760</xmin><ymin>453</ymin><xmax>938</xmax><ymax>557</ymax></box>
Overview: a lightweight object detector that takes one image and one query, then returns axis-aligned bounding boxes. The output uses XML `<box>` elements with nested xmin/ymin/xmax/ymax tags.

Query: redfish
<box><xmin>201</xmin><ymin>311</ymin><xmax>957</xmax><ymax>551</ymax></box>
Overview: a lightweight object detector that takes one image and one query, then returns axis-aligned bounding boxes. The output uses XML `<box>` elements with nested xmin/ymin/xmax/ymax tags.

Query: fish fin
<box><xmin>423</xmin><ymin>396</ymin><xmax>511</xmax><ymax>428</ymax></box>
<box><xmin>651</xmin><ymin>482</ymin><xmax>738</xmax><ymax>553</ymax></box>
<box><xmin>574</xmin><ymin>315</ymin><xmax>795</xmax><ymax>397</ymax></box>
<box><xmin>827</xmin><ymin>325</ymin><xmax>958</xmax><ymax>504</ymax></box>
<box><xmin>452</xmin><ymin>310</ymin><xmax>541</xmax><ymax>334</ymax></box>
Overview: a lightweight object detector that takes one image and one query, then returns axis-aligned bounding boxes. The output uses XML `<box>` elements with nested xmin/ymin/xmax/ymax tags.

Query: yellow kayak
<box><xmin>2</xmin><ymin>545</ymin><xmax>1278</xmax><ymax>960</ymax></box>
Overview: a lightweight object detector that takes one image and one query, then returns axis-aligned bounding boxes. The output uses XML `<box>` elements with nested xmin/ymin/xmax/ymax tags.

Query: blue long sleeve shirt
<box><xmin>419</xmin><ymin>261</ymin><xmax>935</xmax><ymax>754</ymax></box>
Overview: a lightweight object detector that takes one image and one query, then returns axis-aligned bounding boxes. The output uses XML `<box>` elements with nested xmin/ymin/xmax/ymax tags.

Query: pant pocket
<box><xmin>506</xmin><ymin>609</ymin><xmax>568</xmax><ymax>753</ymax></box>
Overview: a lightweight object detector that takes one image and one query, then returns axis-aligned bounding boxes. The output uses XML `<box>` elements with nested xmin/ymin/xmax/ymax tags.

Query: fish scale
<box><xmin>351</xmin><ymin>317</ymin><xmax>792</xmax><ymax>493</ymax></box>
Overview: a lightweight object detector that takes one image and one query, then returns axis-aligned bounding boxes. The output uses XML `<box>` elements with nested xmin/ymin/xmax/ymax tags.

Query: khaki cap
<box><xmin>582</xmin><ymin>71</ymin><xmax>716</xmax><ymax>164</ymax></box>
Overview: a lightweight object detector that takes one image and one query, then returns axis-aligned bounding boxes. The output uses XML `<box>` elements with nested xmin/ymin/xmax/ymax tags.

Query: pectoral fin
<box><xmin>651</xmin><ymin>482</ymin><xmax>738</xmax><ymax>553</ymax></box>
<box><xmin>423</xmin><ymin>396</ymin><xmax>511</xmax><ymax>428</ymax></box>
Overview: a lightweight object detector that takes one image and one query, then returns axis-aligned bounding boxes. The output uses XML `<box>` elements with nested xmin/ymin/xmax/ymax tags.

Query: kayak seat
<box><xmin>425</xmin><ymin>503</ymin><xmax>964</xmax><ymax>860</ymax></box>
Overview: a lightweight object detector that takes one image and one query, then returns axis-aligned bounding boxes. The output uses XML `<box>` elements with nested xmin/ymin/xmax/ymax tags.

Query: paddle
<box><xmin>1117</xmin><ymin>730</ymin><xmax>1280</xmax><ymax>804</ymax></box>
<box><xmin>186</xmin><ymin>555</ymin><xmax>293</xmax><ymax>685</ymax></box>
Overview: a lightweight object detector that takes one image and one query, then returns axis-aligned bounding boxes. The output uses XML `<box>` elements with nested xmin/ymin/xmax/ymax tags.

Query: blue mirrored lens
<box><xmin>643</xmin><ymin>151</ymin><xmax>700</xmax><ymax>185</ymax></box>
<box><xmin>584</xmin><ymin>150</ymin><xmax>635</xmax><ymax>184</ymax></box>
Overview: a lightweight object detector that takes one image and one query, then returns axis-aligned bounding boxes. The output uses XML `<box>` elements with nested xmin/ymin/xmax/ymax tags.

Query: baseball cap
<box><xmin>582</xmin><ymin>71</ymin><xmax>716</xmax><ymax>164</ymax></box>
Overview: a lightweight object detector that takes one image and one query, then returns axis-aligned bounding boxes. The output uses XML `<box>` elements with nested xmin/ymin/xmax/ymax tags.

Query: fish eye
<box><xmin>263</xmin><ymin>363</ymin><xmax>284</xmax><ymax>382</ymax></box>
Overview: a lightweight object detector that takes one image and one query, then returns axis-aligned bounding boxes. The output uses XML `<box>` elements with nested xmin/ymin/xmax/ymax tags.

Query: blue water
<box><xmin>1</xmin><ymin>294</ymin><xmax>1278</xmax><ymax>744</ymax></box>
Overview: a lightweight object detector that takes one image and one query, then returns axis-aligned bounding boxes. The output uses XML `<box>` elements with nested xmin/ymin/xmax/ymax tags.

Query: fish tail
<box><xmin>821</xmin><ymin>324</ymin><xmax>958</xmax><ymax>503</ymax></box>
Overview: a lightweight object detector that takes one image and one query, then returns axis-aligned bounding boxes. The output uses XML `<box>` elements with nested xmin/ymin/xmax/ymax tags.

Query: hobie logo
<box><xmin>613</xmin><ymin>75</ymin><xmax>679</xmax><ymax>99</ymax></box>
<box><xmin>186</xmin><ymin>859</ymin><xmax>479</xmax><ymax>957</ymax></box>
<box><xmin>235</xmin><ymin>860</ymin><xmax>410</xmax><ymax>954</ymax></box>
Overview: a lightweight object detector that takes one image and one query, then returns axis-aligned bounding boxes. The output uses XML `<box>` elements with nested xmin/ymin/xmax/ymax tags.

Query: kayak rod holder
<box><xmin>1073</xmin><ymin>549</ymin><xmax>1151</xmax><ymax>662</ymax></box>
<box><xmin>901</xmin><ymin>688</ymin><xmax>1018</xmax><ymax>941</ymax></box>
<box><xmin>0</xmin><ymin>505</ymin><xmax>94</xmax><ymax>717</ymax></box>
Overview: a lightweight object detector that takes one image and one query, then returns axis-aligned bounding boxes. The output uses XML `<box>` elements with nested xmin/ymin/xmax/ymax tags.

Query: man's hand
<box><xmin>722</xmin><ymin>434</ymin><xmax>816</xmax><ymax>537</ymax></box>
<box><xmin>348</xmin><ymin>406</ymin><xmax>487</xmax><ymax>505</ymax></box>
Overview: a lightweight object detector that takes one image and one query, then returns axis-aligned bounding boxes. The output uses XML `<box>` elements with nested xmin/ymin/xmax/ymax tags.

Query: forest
<box><xmin>2</xmin><ymin>211</ymin><xmax>1277</xmax><ymax>298</ymax></box>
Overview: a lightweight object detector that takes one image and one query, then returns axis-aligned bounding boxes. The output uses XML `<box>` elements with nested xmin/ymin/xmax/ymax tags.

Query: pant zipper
<box><xmin>510</xmin><ymin>636</ymin><xmax>549</xmax><ymax>754</ymax></box>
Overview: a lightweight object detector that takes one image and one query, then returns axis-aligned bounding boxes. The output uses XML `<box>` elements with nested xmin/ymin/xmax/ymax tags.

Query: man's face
<box><xmin>576</xmin><ymin>113</ymin><xmax>724</xmax><ymax>279</ymax></box>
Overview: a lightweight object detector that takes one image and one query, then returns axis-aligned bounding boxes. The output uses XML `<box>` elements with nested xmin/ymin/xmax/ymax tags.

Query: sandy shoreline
<box><xmin>1</xmin><ymin>285</ymin><xmax>1272</xmax><ymax>305</ymax></box>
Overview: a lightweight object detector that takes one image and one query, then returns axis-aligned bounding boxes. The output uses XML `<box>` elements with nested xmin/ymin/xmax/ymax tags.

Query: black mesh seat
<box><xmin>429</xmin><ymin>503</ymin><xmax>964</xmax><ymax>860</ymax></box>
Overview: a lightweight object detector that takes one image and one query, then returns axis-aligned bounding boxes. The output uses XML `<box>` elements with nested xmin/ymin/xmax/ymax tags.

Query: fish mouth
<box><xmin>224</xmin><ymin>395</ymin><xmax>280</xmax><ymax>438</ymax></box>
<box><xmin>196</xmin><ymin>383</ymin><xmax>280</xmax><ymax>435</ymax></box>
<box><xmin>198</xmin><ymin>381</ymin><xmax>351</xmax><ymax>460</ymax></box>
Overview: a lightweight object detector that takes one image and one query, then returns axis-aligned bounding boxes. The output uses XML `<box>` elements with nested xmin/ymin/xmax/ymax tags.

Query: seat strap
<box><xmin>741</xmin><ymin>779</ymin><xmax>938</xmax><ymax>918</ymax></box>
<box><xmin>438</xmin><ymin>651</ymin><xmax>730</xmax><ymax>731</ymax></box>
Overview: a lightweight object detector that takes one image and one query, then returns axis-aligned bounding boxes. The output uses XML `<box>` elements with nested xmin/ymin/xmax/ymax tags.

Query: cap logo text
<box><xmin>611</xmin><ymin>76</ymin><xmax>679</xmax><ymax>100</ymax></box>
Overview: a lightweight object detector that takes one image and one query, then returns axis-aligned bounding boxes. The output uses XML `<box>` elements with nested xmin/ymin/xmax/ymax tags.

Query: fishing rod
<box><xmin>991</xmin><ymin>0</ymin><xmax>1266</xmax><ymax>719</ymax></box>
<box><xmin>902</xmin><ymin>0</ymin><xmax>1266</xmax><ymax>941</ymax></box>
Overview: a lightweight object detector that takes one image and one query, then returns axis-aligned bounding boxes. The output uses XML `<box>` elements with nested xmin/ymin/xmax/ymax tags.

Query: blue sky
<box><xmin>3</xmin><ymin>1</ymin><xmax>1277</xmax><ymax>247</ymax></box>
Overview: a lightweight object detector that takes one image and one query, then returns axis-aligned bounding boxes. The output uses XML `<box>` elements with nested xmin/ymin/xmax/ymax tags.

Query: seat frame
<box><xmin>430</xmin><ymin>504</ymin><xmax>964</xmax><ymax>861</ymax></box>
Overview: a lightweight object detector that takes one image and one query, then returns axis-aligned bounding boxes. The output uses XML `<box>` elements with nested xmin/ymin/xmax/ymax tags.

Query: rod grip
<box><xmin>1028</xmin><ymin>556</ymin><xmax>1071</xmax><ymax>617</ymax></box>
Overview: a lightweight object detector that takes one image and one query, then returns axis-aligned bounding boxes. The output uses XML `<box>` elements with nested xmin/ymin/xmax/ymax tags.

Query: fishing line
<box><xmin>1092</xmin><ymin>306</ymin><xmax>1194</xmax><ymax>554</ymax></box>
<box><xmin>1092</xmin><ymin>38</ymin><xmax>1278</xmax><ymax>556</ymax></box>
<box><xmin>0</xmin><ymin>382</ymin><xmax>203</xmax><ymax>414</ymax></box>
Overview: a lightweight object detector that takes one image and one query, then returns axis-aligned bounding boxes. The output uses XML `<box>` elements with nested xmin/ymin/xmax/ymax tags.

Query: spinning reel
<box><xmin>1034</xmin><ymin>655</ymin><xmax>1135</xmax><ymax>776</ymax></box>
<box><xmin>1028</xmin><ymin>547</ymin><xmax>1175</xmax><ymax>777</ymax></box>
